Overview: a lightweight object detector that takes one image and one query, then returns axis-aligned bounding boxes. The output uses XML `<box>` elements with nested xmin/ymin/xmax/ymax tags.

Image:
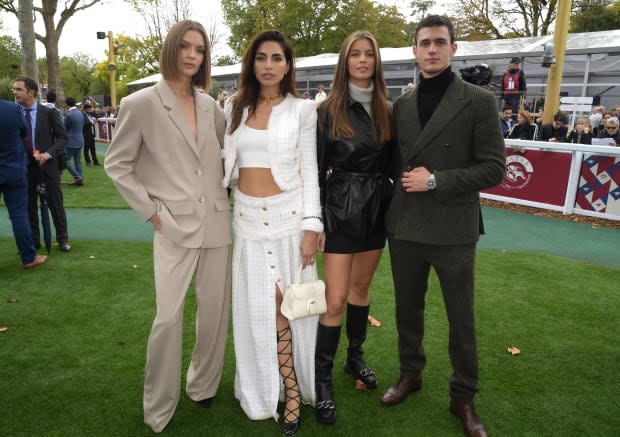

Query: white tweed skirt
<box><xmin>232</xmin><ymin>187</ymin><xmax>318</xmax><ymax>421</ymax></box>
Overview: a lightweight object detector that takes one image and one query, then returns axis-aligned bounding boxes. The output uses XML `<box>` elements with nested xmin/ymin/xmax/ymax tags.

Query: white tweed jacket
<box><xmin>222</xmin><ymin>94</ymin><xmax>323</xmax><ymax>233</ymax></box>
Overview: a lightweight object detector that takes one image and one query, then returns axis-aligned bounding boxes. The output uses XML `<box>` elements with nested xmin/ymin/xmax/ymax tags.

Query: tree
<box><xmin>570</xmin><ymin>0</ymin><xmax>620</xmax><ymax>32</ymax></box>
<box><xmin>94</xmin><ymin>34</ymin><xmax>161</xmax><ymax>101</ymax></box>
<box><xmin>128</xmin><ymin>0</ymin><xmax>191</xmax><ymax>59</ymax></box>
<box><xmin>446</xmin><ymin>0</ymin><xmax>559</xmax><ymax>40</ymax></box>
<box><xmin>60</xmin><ymin>52</ymin><xmax>96</xmax><ymax>100</ymax></box>
<box><xmin>221</xmin><ymin>0</ymin><xmax>408</xmax><ymax>57</ymax></box>
<box><xmin>0</xmin><ymin>34</ymin><xmax>22</xmax><ymax>79</ymax></box>
<box><xmin>215</xmin><ymin>54</ymin><xmax>240</xmax><ymax>66</ymax></box>
<box><xmin>17</xmin><ymin>0</ymin><xmax>38</xmax><ymax>80</ymax></box>
<box><xmin>0</xmin><ymin>0</ymin><xmax>103</xmax><ymax>99</ymax></box>
<box><xmin>406</xmin><ymin>0</ymin><xmax>436</xmax><ymax>43</ymax></box>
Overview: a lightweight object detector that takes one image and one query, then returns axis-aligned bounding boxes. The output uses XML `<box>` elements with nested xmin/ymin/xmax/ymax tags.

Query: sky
<box><xmin>1</xmin><ymin>0</ymin><xmax>446</xmax><ymax>62</ymax></box>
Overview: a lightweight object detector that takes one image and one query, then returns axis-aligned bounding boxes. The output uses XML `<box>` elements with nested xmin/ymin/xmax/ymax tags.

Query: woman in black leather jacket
<box><xmin>314</xmin><ymin>30</ymin><xmax>394</xmax><ymax>426</ymax></box>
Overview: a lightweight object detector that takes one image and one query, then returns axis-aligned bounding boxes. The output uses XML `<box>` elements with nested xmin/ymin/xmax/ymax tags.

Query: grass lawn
<box><xmin>1</xmin><ymin>238</ymin><xmax>619</xmax><ymax>436</ymax></box>
<box><xmin>0</xmin><ymin>146</ymin><xmax>128</xmax><ymax>210</ymax></box>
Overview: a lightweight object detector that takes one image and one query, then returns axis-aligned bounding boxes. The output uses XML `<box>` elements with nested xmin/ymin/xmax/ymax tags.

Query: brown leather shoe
<box><xmin>23</xmin><ymin>254</ymin><xmax>47</xmax><ymax>269</ymax></box>
<box><xmin>380</xmin><ymin>376</ymin><xmax>422</xmax><ymax>406</ymax></box>
<box><xmin>449</xmin><ymin>399</ymin><xmax>488</xmax><ymax>437</ymax></box>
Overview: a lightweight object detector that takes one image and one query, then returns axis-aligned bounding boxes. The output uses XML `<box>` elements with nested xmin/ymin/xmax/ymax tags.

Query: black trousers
<box><xmin>83</xmin><ymin>137</ymin><xmax>98</xmax><ymax>164</ymax></box>
<box><xmin>27</xmin><ymin>163</ymin><xmax>68</xmax><ymax>244</ymax></box>
<box><xmin>388</xmin><ymin>238</ymin><xmax>479</xmax><ymax>401</ymax></box>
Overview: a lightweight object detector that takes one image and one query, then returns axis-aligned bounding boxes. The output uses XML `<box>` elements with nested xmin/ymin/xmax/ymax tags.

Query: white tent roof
<box><xmin>128</xmin><ymin>29</ymin><xmax>620</xmax><ymax>87</ymax></box>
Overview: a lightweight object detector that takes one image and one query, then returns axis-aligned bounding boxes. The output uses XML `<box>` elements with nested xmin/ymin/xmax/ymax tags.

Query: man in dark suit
<box><xmin>380</xmin><ymin>16</ymin><xmax>505</xmax><ymax>437</ymax></box>
<box><xmin>82</xmin><ymin>103</ymin><xmax>100</xmax><ymax>166</ymax></box>
<box><xmin>0</xmin><ymin>99</ymin><xmax>47</xmax><ymax>268</ymax></box>
<box><xmin>12</xmin><ymin>77</ymin><xmax>71</xmax><ymax>252</ymax></box>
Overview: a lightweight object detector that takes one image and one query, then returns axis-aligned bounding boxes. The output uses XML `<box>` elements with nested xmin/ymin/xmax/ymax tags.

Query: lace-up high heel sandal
<box><xmin>277</xmin><ymin>326</ymin><xmax>301</xmax><ymax>436</ymax></box>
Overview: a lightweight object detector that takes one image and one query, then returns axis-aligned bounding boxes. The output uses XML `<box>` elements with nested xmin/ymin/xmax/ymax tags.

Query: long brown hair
<box><xmin>318</xmin><ymin>30</ymin><xmax>392</xmax><ymax>143</ymax></box>
<box><xmin>228</xmin><ymin>30</ymin><xmax>298</xmax><ymax>133</ymax></box>
<box><xmin>160</xmin><ymin>20</ymin><xmax>211</xmax><ymax>90</ymax></box>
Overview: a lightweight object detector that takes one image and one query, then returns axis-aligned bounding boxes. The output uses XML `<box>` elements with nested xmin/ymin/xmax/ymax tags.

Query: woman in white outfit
<box><xmin>222</xmin><ymin>30</ymin><xmax>323</xmax><ymax>436</ymax></box>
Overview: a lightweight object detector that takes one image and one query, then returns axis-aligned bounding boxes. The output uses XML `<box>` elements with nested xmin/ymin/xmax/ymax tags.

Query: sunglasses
<box><xmin>605</xmin><ymin>126</ymin><xmax>618</xmax><ymax>130</ymax></box>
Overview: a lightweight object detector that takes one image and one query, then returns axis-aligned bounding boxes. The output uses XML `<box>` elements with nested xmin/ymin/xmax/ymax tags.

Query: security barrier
<box><xmin>484</xmin><ymin>140</ymin><xmax>620</xmax><ymax>221</ymax></box>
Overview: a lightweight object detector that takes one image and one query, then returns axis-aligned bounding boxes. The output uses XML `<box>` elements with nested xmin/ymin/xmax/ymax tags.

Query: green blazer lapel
<box><xmin>155</xmin><ymin>80</ymin><xmax>200</xmax><ymax>158</ymax></box>
<box><xmin>409</xmin><ymin>76</ymin><xmax>470</xmax><ymax>160</ymax></box>
<box><xmin>396</xmin><ymin>90</ymin><xmax>423</xmax><ymax>166</ymax></box>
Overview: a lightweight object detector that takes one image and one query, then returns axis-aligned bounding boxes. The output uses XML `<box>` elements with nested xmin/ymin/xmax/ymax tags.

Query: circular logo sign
<box><xmin>502</xmin><ymin>154</ymin><xmax>533</xmax><ymax>190</ymax></box>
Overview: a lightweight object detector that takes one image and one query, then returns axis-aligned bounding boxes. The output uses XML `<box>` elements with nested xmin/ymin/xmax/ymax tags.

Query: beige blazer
<box><xmin>105</xmin><ymin>80</ymin><xmax>231</xmax><ymax>248</ymax></box>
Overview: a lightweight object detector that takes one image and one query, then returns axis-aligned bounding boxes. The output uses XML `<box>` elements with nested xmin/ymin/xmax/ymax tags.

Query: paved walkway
<box><xmin>2</xmin><ymin>205</ymin><xmax>619</xmax><ymax>269</ymax></box>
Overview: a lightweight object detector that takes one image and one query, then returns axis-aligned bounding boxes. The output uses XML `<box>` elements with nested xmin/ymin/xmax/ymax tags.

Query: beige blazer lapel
<box><xmin>195</xmin><ymin>93</ymin><xmax>211</xmax><ymax>155</ymax></box>
<box><xmin>408</xmin><ymin>76</ymin><xmax>470</xmax><ymax>162</ymax></box>
<box><xmin>155</xmin><ymin>80</ymin><xmax>200</xmax><ymax>158</ymax></box>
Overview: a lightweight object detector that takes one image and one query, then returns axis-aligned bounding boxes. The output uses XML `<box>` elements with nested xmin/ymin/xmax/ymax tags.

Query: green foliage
<box><xmin>221</xmin><ymin>0</ymin><xmax>408</xmax><ymax>57</ymax></box>
<box><xmin>59</xmin><ymin>54</ymin><xmax>97</xmax><ymax>102</ymax></box>
<box><xmin>94</xmin><ymin>34</ymin><xmax>161</xmax><ymax>101</ymax></box>
<box><xmin>0</xmin><ymin>34</ymin><xmax>20</xmax><ymax>79</ymax></box>
<box><xmin>570</xmin><ymin>0</ymin><xmax>620</xmax><ymax>32</ymax></box>
<box><xmin>0</xmin><ymin>77</ymin><xmax>13</xmax><ymax>100</ymax></box>
<box><xmin>214</xmin><ymin>54</ymin><xmax>240</xmax><ymax>66</ymax></box>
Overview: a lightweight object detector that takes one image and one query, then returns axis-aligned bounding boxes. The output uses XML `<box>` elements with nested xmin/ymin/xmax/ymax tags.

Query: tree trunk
<box><xmin>40</xmin><ymin>0</ymin><xmax>63</xmax><ymax>102</ymax></box>
<box><xmin>17</xmin><ymin>0</ymin><xmax>39</xmax><ymax>82</ymax></box>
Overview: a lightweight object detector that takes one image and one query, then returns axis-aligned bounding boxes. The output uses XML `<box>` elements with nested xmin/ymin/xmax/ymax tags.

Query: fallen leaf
<box><xmin>89</xmin><ymin>256</ymin><xmax>95</xmax><ymax>259</ymax></box>
<box><xmin>368</xmin><ymin>315</ymin><xmax>381</xmax><ymax>328</ymax></box>
<box><xmin>355</xmin><ymin>379</ymin><xmax>370</xmax><ymax>391</ymax></box>
<box><xmin>0</xmin><ymin>327</ymin><xmax>8</xmax><ymax>333</ymax></box>
<box><xmin>7</xmin><ymin>297</ymin><xmax>19</xmax><ymax>303</ymax></box>
<box><xmin>118</xmin><ymin>338</ymin><xmax>127</xmax><ymax>345</ymax></box>
<box><xmin>507</xmin><ymin>346</ymin><xmax>521</xmax><ymax>355</ymax></box>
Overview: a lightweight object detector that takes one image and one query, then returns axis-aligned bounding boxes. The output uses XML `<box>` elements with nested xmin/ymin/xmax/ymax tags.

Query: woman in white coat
<box><xmin>222</xmin><ymin>30</ymin><xmax>323</xmax><ymax>436</ymax></box>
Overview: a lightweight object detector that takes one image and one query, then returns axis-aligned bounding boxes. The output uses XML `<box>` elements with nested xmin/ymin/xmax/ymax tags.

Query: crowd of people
<box><xmin>500</xmin><ymin>104</ymin><xmax>620</xmax><ymax>146</ymax></box>
<box><xmin>3</xmin><ymin>12</ymin><xmax>618</xmax><ymax>437</ymax></box>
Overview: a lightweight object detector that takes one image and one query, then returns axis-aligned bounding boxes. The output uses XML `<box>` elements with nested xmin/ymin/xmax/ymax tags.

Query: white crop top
<box><xmin>237</xmin><ymin>125</ymin><xmax>270</xmax><ymax>168</ymax></box>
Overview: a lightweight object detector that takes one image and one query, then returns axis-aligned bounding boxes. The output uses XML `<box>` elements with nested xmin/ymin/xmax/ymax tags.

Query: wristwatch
<box><xmin>427</xmin><ymin>173</ymin><xmax>437</xmax><ymax>190</ymax></box>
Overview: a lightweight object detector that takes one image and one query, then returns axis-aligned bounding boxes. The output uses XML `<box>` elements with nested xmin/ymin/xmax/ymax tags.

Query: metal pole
<box><xmin>108</xmin><ymin>31</ymin><xmax>117</xmax><ymax>109</ymax></box>
<box><xmin>542</xmin><ymin>0</ymin><xmax>573</xmax><ymax>124</ymax></box>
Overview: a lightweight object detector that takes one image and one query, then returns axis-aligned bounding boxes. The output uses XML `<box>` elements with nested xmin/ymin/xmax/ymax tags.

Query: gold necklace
<box><xmin>258</xmin><ymin>92</ymin><xmax>280</xmax><ymax>102</ymax></box>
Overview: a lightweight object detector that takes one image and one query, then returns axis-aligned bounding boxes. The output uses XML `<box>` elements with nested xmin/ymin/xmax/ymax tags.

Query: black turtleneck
<box><xmin>417</xmin><ymin>66</ymin><xmax>454</xmax><ymax>127</ymax></box>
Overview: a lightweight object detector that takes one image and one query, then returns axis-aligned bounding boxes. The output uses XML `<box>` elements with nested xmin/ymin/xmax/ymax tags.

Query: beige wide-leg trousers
<box><xmin>143</xmin><ymin>232</ymin><xmax>231</xmax><ymax>433</ymax></box>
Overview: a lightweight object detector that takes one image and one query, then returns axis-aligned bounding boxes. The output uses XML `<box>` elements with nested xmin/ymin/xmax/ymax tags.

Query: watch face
<box><xmin>428</xmin><ymin>176</ymin><xmax>436</xmax><ymax>190</ymax></box>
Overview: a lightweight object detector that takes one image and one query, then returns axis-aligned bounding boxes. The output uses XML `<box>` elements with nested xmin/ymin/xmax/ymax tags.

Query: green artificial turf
<box><xmin>1</xmin><ymin>240</ymin><xmax>619</xmax><ymax>436</ymax></box>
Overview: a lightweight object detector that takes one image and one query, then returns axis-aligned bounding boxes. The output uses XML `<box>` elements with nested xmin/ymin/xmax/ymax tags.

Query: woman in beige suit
<box><xmin>105</xmin><ymin>20</ymin><xmax>231</xmax><ymax>433</ymax></box>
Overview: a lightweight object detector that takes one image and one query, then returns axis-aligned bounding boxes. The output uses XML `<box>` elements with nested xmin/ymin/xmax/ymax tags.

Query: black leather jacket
<box><xmin>317</xmin><ymin>100</ymin><xmax>393</xmax><ymax>195</ymax></box>
<box><xmin>317</xmin><ymin>100</ymin><xmax>394</xmax><ymax>239</ymax></box>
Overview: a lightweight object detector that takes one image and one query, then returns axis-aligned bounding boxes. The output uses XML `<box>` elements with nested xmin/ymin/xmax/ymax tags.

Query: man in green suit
<box><xmin>380</xmin><ymin>15</ymin><xmax>505</xmax><ymax>437</ymax></box>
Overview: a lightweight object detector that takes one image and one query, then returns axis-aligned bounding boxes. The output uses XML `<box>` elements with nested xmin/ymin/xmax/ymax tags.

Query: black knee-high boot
<box><xmin>344</xmin><ymin>303</ymin><xmax>377</xmax><ymax>390</ymax></box>
<box><xmin>315</xmin><ymin>323</ymin><xmax>341</xmax><ymax>425</ymax></box>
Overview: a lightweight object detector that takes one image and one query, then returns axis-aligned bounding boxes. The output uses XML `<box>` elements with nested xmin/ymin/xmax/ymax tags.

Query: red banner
<box><xmin>483</xmin><ymin>149</ymin><xmax>572</xmax><ymax>206</ymax></box>
<box><xmin>97</xmin><ymin>120</ymin><xmax>110</xmax><ymax>140</ymax></box>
